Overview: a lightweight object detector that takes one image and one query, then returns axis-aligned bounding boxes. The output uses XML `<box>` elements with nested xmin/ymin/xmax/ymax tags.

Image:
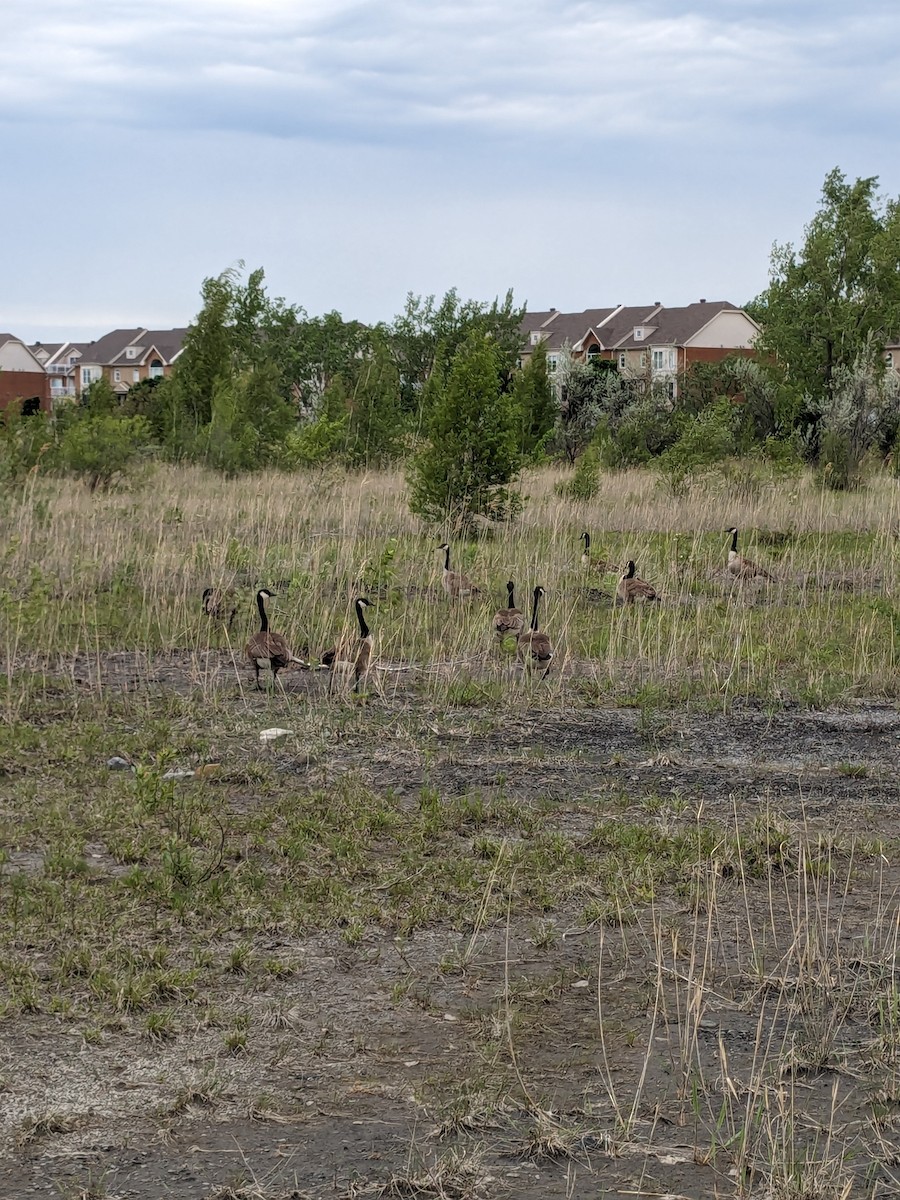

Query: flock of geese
<box><xmin>202</xmin><ymin>527</ymin><xmax>775</xmax><ymax>693</ymax></box>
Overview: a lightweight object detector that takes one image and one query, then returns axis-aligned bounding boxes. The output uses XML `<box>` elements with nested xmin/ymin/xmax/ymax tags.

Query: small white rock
<box><xmin>107</xmin><ymin>757</ymin><xmax>134</xmax><ymax>771</ymax></box>
<box><xmin>259</xmin><ymin>728</ymin><xmax>294</xmax><ymax>742</ymax></box>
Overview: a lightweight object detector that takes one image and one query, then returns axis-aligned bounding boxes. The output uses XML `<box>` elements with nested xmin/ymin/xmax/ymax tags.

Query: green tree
<box><xmin>753</xmin><ymin>168</ymin><xmax>900</xmax><ymax>444</ymax></box>
<box><xmin>276</xmin><ymin>311</ymin><xmax>371</xmax><ymax>418</ymax></box>
<box><xmin>407</xmin><ymin>332</ymin><xmax>522</xmax><ymax>527</ymax></box>
<box><xmin>204</xmin><ymin>361</ymin><xmax>296</xmax><ymax>474</ymax></box>
<box><xmin>512</xmin><ymin>338</ymin><xmax>555</xmax><ymax>458</ymax></box>
<box><xmin>160</xmin><ymin>264</ymin><xmax>302</xmax><ymax>460</ymax></box>
<box><xmin>344</xmin><ymin>336</ymin><xmax>404</xmax><ymax>467</ymax></box>
<box><xmin>386</xmin><ymin>288</ymin><xmax>524</xmax><ymax>420</ymax></box>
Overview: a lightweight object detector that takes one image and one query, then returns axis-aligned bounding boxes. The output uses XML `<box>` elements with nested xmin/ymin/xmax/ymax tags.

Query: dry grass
<box><xmin>1</xmin><ymin>462</ymin><xmax>897</xmax><ymax>709</ymax></box>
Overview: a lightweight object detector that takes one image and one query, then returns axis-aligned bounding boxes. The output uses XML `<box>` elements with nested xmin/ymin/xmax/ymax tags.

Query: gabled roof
<box><xmin>102</xmin><ymin>327</ymin><xmax>188</xmax><ymax>367</ymax></box>
<box><xmin>520</xmin><ymin>310</ymin><xmax>560</xmax><ymax>335</ymax></box>
<box><xmin>76</xmin><ymin>328</ymin><xmax>147</xmax><ymax>366</ymax></box>
<box><xmin>30</xmin><ymin>342</ymin><xmax>64</xmax><ymax>361</ymax></box>
<box><xmin>0</xmin><ymin>334</ymin><xmax>49</xmax><ymax>369</ymax></box>
<box><xmin>538</xmin><ymin>308</ymin><xmax>619</xmax><ymax>352</ymax></box>
<box><xmin>138</xmin><ymin>328</ymin><xmax>189</xmax><ymax>365</ymax></box>
<box><xmin>43</xmin><ymin>342</ymin><xmax>92</xmax><ymax>370</ymax></box>
<box><xmin>520</xmin><ymin>301</ymin><xmax>759</xmax><ymax>354</ymax></box>
<box><xmin>590</xmin><ymin>305</ymin><xmax>663</xmax><ymax>349</ymax></box>
<box><xmin>617</xmin><ymin>302</ymin><xmax>742</xmax><ymax>348</ymax></box>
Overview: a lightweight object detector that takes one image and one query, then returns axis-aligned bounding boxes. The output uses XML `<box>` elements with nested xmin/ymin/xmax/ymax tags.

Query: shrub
<box><xmin>556</xmin><ymin>443</ymin><xmax>601</xmax><ymax>500</ymax></box>
<box><xmin>0</xmin><ymin>408</ymin><xmax>55</xmax><ymax>489</ymax></box>
<box><xmin>59</xmin><ymin>412</ymin><xmax>151</xmax><ymax>491</ymax></box>
<box><xmin>407</xmin><ymin>331</ymin><xmax>522</xmax><ymax>528</ymax></box>
<box><xmin>655</xmin><ymin>399</ymin><xmax>736</xmax><ymax>497</ymax></box>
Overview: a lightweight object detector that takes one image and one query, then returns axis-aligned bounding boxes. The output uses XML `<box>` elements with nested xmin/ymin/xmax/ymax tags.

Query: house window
<box><xmin>133</xmin><ymin>369</ymin><xmax>140</xmax><ymax>382</ymax></box>
<box><xmin>634</xmin><ymin>328</ymin><xmax>643</xmax><ymax>340</ymax></box>
<box><xmin>547</xmin><ymin>354</ymin><xmax>558</xmax><ymax>373</ymax></box>
<box><xmin>666</xmin><ymin>380</ymin><xmax>676</xmax><ymax>401</ymax></box>
<box><xmin>668</xmin><ymin>349</ymin><xmax>676</xmax><ymax>369</ymax></box>
<box><xmin>886</xmin><ymin>352</ymin><xmax>894</xmax><ymax>368</ymax></box>
<box><xmin>149</xmin><ymin>359</ymin><xmax>164</xmax><ymax>379</ymax></box>
<box><xmin>81</xmin><ymin>367</ymin><xmax>94</xmax><ymax>385</ymax></box>
<box><xmin>126</xmin><ymin>347</ymin><xmax>138</xmax><ymax>359</ymax></box>
<box><xmin>652</xmin><ymin>350</ymin><xmax>665</xmax><ymax>371</ymax></box>
<box><xmin>114</xmin><ymin>370</ymin><xmax>121</xmax><ymax>382</ymax></box>
<box><xmin>618</xmin><ymin>353</ymin><xmax>626</xmax><ymax>369</ymax></box>
<box><xmin>530</xmin><ymin>331</ymin><xmax>542</xmax><ymax>346</ymax></box>
<box><xmin>640</xmin><ymin>353</ymin><xmax>647</xmax><ymax>368</ymax></box>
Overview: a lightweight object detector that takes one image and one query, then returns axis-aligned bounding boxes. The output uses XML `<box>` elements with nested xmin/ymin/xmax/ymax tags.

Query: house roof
<box><xmin>97</xmin><ymin>327</ymin><xmax>188</xmax><ymax>367</ymax></box>
<box><xmin>43</xmin><ymin>342</ymin><xmax>93</xmax><ymax>370</ymax></box>
<box><xmin>520</xmin><ymin>310</ymin><xmax>560</xmax><ymax>334</ymax></box>
<box><xmin>30</xmin><ymin>342</ymin><xmax>64</xmax><ymax>358</ymax></box>
<box><xmin>520</xmin><ymin>301</ymin><xmax>758</xmax><ymax>354</ymax></box>
<box><xmin>538</xmin><ymin>308</ymin><xmax>619</xmax><ymax>352</ymax></box>
<box><xmin>616</xmin><ymin>301</ymin><xmax>740</xmax><ymax>348</ymax></box>
<box><xmin>589</xmin><ymin>305</ymin><xmax>663</xmax><ymax>349</ymax></box>
<box><xmin>0</xmin><ymin>334</ymin><xmax>49</xmax><ymax>369</ymax></box>
<box><xmin>76</xmin><ymin>328</ymin><xmax>147</xmax><ymax>367</ymax></box>
<box><xmin>136</xmin><ymin>328</ymin><xmax>189</xmax><ymax>365</ymax></box>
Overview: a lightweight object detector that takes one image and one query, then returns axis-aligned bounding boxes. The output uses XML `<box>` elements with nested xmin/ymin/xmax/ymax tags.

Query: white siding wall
<box><xmin>0</xmin><ymin>341</ymin><xmax>43</xmax><ymax>371</ymax></box>
<box><xmin>688</xmin><ymin>311</ymin><xmax>758</xmax><ymax>349</ymax></box>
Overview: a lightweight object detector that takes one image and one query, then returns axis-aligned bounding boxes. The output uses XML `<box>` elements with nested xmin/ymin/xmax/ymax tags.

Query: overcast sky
<box><xmin>3</xmin><ymin>0</ymin><xmax>899</xmax><ymax>342</ymax></box>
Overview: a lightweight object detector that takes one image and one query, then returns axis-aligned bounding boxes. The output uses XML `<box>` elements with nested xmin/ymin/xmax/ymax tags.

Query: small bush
<box><xmin>655</xmin><ymin>399</ymin><xmax>736</xmax><ymax>497</ymax></box>
<box><xmin>819</xmin><ymin>429</ymin><xmax>862</xmax><ymax>491</ymax></box>
<box><xmin>0</xmin><ymin>408</ymin><xmax>55</xmax><ymax>489</ymax></box>
<box><xmin>556</xmin><ymin>443</ymin><xmax>601</xmax><ymax>500</ymax></box>
<box><xmin>59</xmin><ymin>412</ymin><xmax>151</xmax><ymax>491</ymax></box>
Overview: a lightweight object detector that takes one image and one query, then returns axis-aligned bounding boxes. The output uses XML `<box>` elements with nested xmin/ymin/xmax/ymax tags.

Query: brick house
<box><xmin>0</xmin><ymin>334</ymin><xmax>52</xmax><ymax>413</ymax></box>
<box><xmin>34</xmin><ymin>328</ymin><xmax>188</xmax><ymax>401</ymax></box>
<box><xmin>521</xmin><ymin>301</ymin><xmax>760</xmax><ymax>399</ymax></box>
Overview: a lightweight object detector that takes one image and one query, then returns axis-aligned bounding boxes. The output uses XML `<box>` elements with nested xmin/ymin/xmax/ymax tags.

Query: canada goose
<box><xmin>244</xmin><ymin>588</ymin><xmax>306</xmax><ymax>689</ymax></box>
<box><xmin>437</xmin><ymin>543</ymin><xmax>480</xmax><ymax>599</ymax></box>
<box><xmin>616</xmin><ymin>560</ymin><xmax>659</xmax><ymax>605</ymax></box>
<box><xmin>580</xmin><ymin>531</ymin><xmax>613</xmax><ymax>574</ymax></box>
<box><xmin>725</xmin><ymin>527</ymin><xmax>775</xmax><ymax>581</ymax></box>
<box><xmin>322</xmin><ymin>597</ymin><xmax>374</xmax><ymax>694</ymax></box>
<box><xmin>516</xmin><ymin>586</ymin><xmax>553</xmax><ymax>678</ymax></box>
<box><xmin>202</xmin><ymin>586</ymin><xmax>238</xmax><ymax>632</ymax></box>
<box><xmin>493</xmin><ymin>581</ymin><xmax>525</xmax><ymax>641</ymax></box>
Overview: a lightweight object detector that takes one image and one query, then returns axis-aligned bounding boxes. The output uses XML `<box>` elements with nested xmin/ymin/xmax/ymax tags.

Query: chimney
<box><xmin>699</xmin><ymin>298</ymin><xmax>706</xmax><ymax>304</ymax></box>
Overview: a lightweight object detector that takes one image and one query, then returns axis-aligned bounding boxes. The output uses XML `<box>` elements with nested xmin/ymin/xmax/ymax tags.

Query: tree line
<box><xmin>3</xmin><ymin>167</ymin><xmax>900</xmax><ymax>518</ymax></box>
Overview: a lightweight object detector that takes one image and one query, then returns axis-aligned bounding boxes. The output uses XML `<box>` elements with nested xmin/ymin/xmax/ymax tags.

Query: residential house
<box><xmin>31</xmin><ymin>341</ymin><xmax>89</xmax><ymax>405</ymax></box>
<box><xmin>101</xmin><ymin>328</ymin><xmax>188</xmax><ymax>395</ymax></box>
<box><xmin>0</xmin><ymin>334</ymin><xmax>52</xmax><ymax>413</ymax></box>
<box><xmin>520</xmin><ymin>307</ymin><xmax>619</xmax><ymax>378</ymax></box>
<box><xmin>34</xmin><ymin>327</ymin><xmax>188</xmax><ymax>401</ymax></box>
<box><xmin>520</xmin><ymin>300</ymin><xmax>760</xmax><ymax>399</ymax></box>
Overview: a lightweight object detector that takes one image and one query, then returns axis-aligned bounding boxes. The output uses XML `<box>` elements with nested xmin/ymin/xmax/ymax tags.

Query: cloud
<box><xmin>4</xmin><ymin>0</ymin><xmax>897</xmax><ymax>149</ymax></box>
<box><xmin>3</xmin><ymin>0</ymin><xmax>900</xmax><ymax>341</ymax></box>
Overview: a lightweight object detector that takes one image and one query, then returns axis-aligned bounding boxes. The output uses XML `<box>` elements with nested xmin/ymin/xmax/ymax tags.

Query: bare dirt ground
<box><xmin>2</xmin><ymin>655</ymin><xmax>899</xmax><ymax>1198</ymax></box>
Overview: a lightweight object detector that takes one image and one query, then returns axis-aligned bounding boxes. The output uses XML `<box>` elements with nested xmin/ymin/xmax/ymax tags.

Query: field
<box><xmin>1</xmin><ymin>463</ymin><xmax>899</xmax><ymax>1200</ymax></box>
